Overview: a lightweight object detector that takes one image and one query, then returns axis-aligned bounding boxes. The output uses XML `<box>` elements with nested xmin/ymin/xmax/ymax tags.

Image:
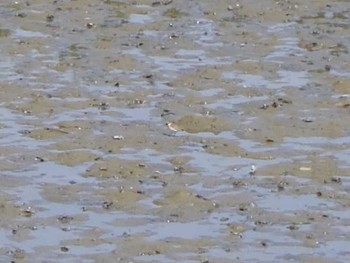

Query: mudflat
<box><xmin>0</xmin><ymin>0</ymin><xmax>350</xmax><ymax>262</ymax></box>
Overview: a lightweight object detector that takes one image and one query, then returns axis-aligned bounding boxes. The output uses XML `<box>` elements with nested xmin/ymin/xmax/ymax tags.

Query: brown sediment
<box><xmin>1</xmin><ymin>0</ymin><xmax>350</xmax><ymax>262</ymax></box>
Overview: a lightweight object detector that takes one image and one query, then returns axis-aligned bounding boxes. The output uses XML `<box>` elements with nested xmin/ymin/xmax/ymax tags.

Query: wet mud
<box><xmin>0</xmin><ymin>0</ymin><xmax>350</xmax><ymax>262</ymax></box>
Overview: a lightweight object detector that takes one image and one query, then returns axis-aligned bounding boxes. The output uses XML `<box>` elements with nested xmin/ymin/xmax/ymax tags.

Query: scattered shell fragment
<box><xmin>301</xmin><ymin>118</ymin><xmax>314</xmax><ymax>123</ymax></box>
<box><xmin>60</xmin><ymin>246</ymin><xmax>69</xmax><ymax>252</ymax></box>
<box><xmin>112</xmin><ymin>135</ymin><xmax>124</xmax><ymax>140</ymax></box>
<box><xmin>249</xmin><ymin>165</ymin><xmax>256</xmax><ymax>175</ymax></box>
<box><xmin>103</xmin><ymin>201</ymin><xmax>113</xmax><ymax>209</ymax></box>
<box><xmin>21</xmin><ymin>207</ymin><xmax>34</xmax><ymax>217</ymax></box>
<box><xmin>86</xmin><ymin>22</ymin><xmax>95</xmax><ymax>29</ymax></box>
<box><xmin>300</xmin><ymin>167</ymin><xmax>312</xmax><ymax>171</ymax></box>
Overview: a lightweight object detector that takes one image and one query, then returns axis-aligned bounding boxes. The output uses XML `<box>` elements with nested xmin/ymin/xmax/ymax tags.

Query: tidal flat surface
<box><xmin>0</xmin><ymin>0</ymin><xmax>350</xmax><ymax>262</ymax></box>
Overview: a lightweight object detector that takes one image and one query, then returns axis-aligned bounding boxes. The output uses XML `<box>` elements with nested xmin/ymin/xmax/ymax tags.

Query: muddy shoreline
<box><xmin>0</xmin><ymin>0</ymin><xmax>350</xmax><ymax>262</ymax></box>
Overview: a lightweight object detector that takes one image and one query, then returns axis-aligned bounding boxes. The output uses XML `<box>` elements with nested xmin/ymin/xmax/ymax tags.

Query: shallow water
<box><xmin>0</xmin><ymin>0</ymin><xmax>350</xmax><ymax>262</ymax></box>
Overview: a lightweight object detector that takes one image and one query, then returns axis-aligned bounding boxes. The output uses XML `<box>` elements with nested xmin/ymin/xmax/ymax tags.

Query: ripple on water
<box><xmin>13</xmin><ymin>28</ymin><xmax>50</xmax><ymax>38</ymax></box>
<box><xmin>222</xmin><ymin>70</ymin><xmax>309</xmax><ymax>89</ymax></box>
<box><xmin>128</xmin><ymin>14</ymin><xmax>153</xmax><ymax>24</ymax></box>
<box><xmin>257</xmin><ymin>194</ymin><xmax>336</xmax><ymax>213</ymax></box>
<box><xmin>146</xmin><ymin>220</ymin><xmax>224</xmax><ymax>242</ymax></box>
<box><xmin>265</xmin><ymin>37</ymin><xmax>305</xmax><ymax>62</ymax></box>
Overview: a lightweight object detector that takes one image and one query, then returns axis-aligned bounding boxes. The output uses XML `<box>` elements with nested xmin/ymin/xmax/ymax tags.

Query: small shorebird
<box><xmin>166</xmin><ymin>122</ymin><xmax>181</xmax><ymax>132</ymax></box>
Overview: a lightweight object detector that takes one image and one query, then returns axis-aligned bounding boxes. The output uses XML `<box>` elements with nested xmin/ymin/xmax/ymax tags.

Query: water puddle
<box><xmin>222</xmin><ymin>70</ymin><xmax>309</xmax><ymax>89</ymax></box>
